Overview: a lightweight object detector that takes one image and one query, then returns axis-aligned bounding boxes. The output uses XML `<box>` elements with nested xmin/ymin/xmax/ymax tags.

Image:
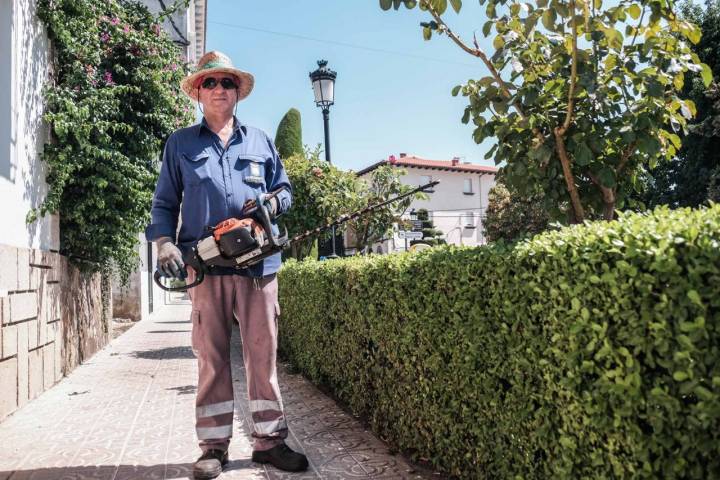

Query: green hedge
<box><xmin>277</xmin><ymin>205</ymin><xmax>720</xmax><ymax>479</ymax></box>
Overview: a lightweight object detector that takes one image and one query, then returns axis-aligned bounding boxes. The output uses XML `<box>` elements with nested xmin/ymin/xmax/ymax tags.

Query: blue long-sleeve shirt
<box><xmin>145</xmin><ymin>117</ymin><xmax>292</xmax><ymax>277</ymax></box>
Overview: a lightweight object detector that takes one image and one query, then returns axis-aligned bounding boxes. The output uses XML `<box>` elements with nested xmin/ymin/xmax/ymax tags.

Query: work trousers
<box><xmin>187</xmin><ymin>268</ymin><xmax>287</xmax><ymax>453</ymax></box>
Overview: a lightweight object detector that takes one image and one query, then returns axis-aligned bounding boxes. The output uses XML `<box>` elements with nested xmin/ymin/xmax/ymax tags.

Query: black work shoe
<box><xmin>251</xmin><ymin>443</ymin><xmax>309</xmax><ymax>472</ymax></box>
<box><xmin>193</xmin><ymin>448</ymin><xmax>228</xmax><ymax>480</ymax></box>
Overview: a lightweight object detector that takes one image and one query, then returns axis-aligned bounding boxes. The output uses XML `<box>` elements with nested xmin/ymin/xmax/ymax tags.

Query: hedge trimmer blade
<box><xmin>288</xmin><ymin>180</ymin><xmax>439</xmax><ymax>245</ymax></box>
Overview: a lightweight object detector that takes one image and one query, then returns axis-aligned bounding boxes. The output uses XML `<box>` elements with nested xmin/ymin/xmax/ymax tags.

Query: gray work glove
<box><xmin>156</xmin><ymin>238</ymin><xmax>186</xmax><ymax>279</ymax></box>
<box><xmin>259</xmin><ymin>193</ymin><xmax>279</xmax><ymax>218</ymax></box>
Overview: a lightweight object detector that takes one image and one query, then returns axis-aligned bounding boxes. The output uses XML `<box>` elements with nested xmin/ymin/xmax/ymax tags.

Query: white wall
<box><xmin>139</xmin><ymin>235</ymin><xmax>166</xmax><ymax>320</ymax></box>
<box><xmin>402</xmin><ymin>167</ymin><xmax>490</xmax><ymax>213</ymax></box>
<box><xmin>0</xmin><ymin>0</ymin><xmax>59</xmax><ymax>252</ymax></box>
<box><xmin>392</xmin><ymin>166</ymin><xmax>496</xmax><ymax>249</ymax></box>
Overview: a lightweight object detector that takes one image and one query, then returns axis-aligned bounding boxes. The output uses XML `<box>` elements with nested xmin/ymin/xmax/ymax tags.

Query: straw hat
<box><xmin>181</xmin><ymin>51</ymin><xmax>255</xmax><ymax>102</ymax></box>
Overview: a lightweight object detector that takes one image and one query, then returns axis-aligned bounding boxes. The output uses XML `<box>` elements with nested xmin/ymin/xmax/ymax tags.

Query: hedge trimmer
<box><xmin>154</xmin><ymin>180</ymin><xmax>439</xmax><ymax>292</ymax></box>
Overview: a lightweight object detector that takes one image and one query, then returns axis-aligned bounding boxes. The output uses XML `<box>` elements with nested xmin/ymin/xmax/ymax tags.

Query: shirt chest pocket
<box><xmin>181</xmin><ymin>152</ymin><xmax>212</xmax><ymax>186</ymax></box>
<box><xmin>235</xmin><ymin>154</ymin><xmax>267</xmax><ymax>190</ymax></box>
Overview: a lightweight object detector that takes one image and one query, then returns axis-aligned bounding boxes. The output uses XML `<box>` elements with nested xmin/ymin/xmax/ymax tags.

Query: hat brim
<box><xmin>181</xmin><ymin>67</ymin><xmax>255</xmax><ymax>102</ymax></box>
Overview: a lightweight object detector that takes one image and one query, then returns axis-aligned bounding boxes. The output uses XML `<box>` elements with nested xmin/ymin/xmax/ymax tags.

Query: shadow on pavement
<box><xmin>0</xmin><ymin>459</ymin><xmax>259</xmax><ymax>480</ymax></box>
<box><xmin>129</xmin><ymin>346</ymin><xmax>195</xmax><ymax>360</ymax></box>
<box><xmin>167</xmin><ymin>384</ymin><xmax>197</xmax><ymax>395</ymax></box>
<box><xmin>0</xmin><ymin>464</ymin><xmax>193</xmax><ymax>480</ymax></box>
<box><xmin>146</xmin><ymin>330</ymin><xmax>192</xmax><ymax>334</ymax></box>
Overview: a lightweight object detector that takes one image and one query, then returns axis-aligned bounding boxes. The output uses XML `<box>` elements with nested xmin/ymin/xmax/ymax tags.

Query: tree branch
<box><xmin>424</xmin><ymin>2</ymin><xmax>545</xmax><ymax>144</ymax></box>
<box><xmin>588</xmin><ymin>172</ymin><xmax>616</xmax><ymax>220</ymax></box>
<box><xmin>616</xmin><ymin>142</ymin><xmax>636</xmax><ymax>174</ymax></box>
<box><xmin>630</xmin><ymin>7</ymin><xmax>646</xmax><ymax>47</ymax></box>
<box><xmin>553</xmin><ymin>128</ymin><xmax>586</xmax><ymax>222</ymax></box>
<box><xmin>551</xmin><ymin>0</ymin><xmax>585</xmax><ymax>222</ymax></box>
<box><xmin>559</xmin><ymin>0</ymin><xmax>578</xmax><ymax>135</ymax></box>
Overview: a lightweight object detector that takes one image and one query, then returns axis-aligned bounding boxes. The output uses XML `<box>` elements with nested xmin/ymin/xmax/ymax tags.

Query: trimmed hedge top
<box><xmin>278</xmin><ymin>205</ymin><xmax>720</xmax><ymax>479</ymax></box>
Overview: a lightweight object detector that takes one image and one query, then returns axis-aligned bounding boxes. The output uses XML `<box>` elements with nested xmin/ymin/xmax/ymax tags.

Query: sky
<box><xmin>204</xmin><ymin>1</ymin><xmax>497</xmax><ymax>172</ymax></box>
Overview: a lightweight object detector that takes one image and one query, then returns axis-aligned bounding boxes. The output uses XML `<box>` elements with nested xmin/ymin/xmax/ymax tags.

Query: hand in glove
<box><xmin>259</xmin><ymin>193</ymin><xmax>279</xmax><ymax>218</ymax></box>
<box><xmin>156</xmin><ymin>238</ymin><xmax>186</xmax><ymax>279</ymax></box>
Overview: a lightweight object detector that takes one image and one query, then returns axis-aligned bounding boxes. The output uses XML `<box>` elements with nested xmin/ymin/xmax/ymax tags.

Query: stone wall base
<box><xmin>0</xmin><ymin>244</ymin><xmax>111</xmax><ymax>420</ymax></box>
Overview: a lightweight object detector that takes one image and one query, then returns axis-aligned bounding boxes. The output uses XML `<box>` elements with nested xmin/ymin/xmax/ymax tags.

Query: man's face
<box><xmin>198</xmin><ymin>73</ymin><xmax>239</xmax><ymax>116</ymax></box>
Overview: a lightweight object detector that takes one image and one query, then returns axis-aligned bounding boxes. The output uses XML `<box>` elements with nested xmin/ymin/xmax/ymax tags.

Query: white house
<box><xmin>355</xmin><ymin>154</ymin><xmax>498</xmax><ymax>253</ymax></box>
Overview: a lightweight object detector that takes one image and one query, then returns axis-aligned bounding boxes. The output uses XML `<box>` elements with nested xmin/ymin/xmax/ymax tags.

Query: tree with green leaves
<box><xmin>484</xmin><ymin>181</ymin><xmax>550</xmax><ymax>241</ymax></box>
<box><xmin>346</xmin><ymin>165</ymin><xmax>423</xmax><ymax>253</ymax></box>
<box><xmin>381</xmin><ymin>0</ymin><xmax>712</xmax><ymax>222</ymax></box>
<box><xmin>281</xmin><ymin>149</ymin><xmax>422</xmax><ymax>258</ymax></box>
<box><xmin>643</xmin><ymin>0</ymin><xmax>720</xmax><ymax>208</ymax></box>
<box><xmin>281</xmin><ymin>149</ymin><xmax>424</xmax><ymax>258</ymax></box>
<box><xmin>281</xmin><ymin>147</ymin><xmax>355</xmax><ymax>259</ymax></box>
<box><xmin>275</xmin><ymin>108</ymin><xmax>303</xmax><ymax>159</ymax></box>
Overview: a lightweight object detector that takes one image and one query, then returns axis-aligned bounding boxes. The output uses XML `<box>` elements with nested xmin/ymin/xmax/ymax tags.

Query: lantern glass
<box><xmin>312</xmin><ymin>77</ymin><xmax>334</xmax><ymax>106</ymax></box>
<box><xmin>310</xmin><ymin>60</ymin><xmax>336</xmax><ymax>108</ymax></box>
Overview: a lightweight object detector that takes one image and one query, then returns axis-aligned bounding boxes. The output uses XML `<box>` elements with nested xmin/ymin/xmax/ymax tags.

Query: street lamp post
<box><xmin>309</xmin><ymin>60</ymin><xmax>339</xmax><ymax>258</ymax></box>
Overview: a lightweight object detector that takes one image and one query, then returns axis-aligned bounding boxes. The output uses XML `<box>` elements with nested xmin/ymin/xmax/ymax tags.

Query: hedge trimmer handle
<box><xmin>153</xmin><ymin>269</ymin><xmax>204</xmax><ymax>292</ymax></box>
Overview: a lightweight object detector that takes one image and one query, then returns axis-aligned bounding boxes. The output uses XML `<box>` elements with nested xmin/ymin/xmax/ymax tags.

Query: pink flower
<box><xmin>152</xmin><ymin>24</ymin><xmax>161</xmax><ymax>35</ymax></box>
<box><xmin>110</xmin><ymin>17</ymin><xmax>120</xmax><ymax>25</ymax></box>
<box><xmin>100</xmin><ymin>31</ymin><xmax>110</xmax><ymax>43</ymax></box>
<box><xmin>171</xmin><ymin>63</ymin><xmax>178</xmax><ymax>71</ymax></box>
<box><xmin>103</xmin><ymin>71</ymin><xmax>115</xmax><ymax>85</ymax></box>
<box><xmin>123</xmin><ymin>25</ymin><xmax>130</xmax><ymax>33</ymax></box>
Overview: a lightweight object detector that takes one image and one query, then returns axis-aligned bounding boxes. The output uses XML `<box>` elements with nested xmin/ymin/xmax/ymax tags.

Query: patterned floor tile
<box><xmin>0</xmin><ymin>303</ymin><xmax>439</xmax><ymax>480</ymax></box>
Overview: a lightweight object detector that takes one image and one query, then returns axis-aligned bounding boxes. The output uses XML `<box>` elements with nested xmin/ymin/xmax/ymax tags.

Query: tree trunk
<box><xmin>599</xmin><ymin>184</ymin><xmax>616</xmax><ymax>221</ymax></box>
<box><xmin>603</xmin><ymin>201</ymin><xmax>615</xmax><ymax>221</ymax></box>
<box><xmin>554</xmin><ymin>128</ymin><xmax>585</xmax><ymax>223</ymax></box>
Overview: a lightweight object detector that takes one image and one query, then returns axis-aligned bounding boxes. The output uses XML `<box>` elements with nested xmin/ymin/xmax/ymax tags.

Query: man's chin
<box><xmin>203</xmin><ymin>105</ymin><xmax>235</xmax><ymax>117</ymax></box>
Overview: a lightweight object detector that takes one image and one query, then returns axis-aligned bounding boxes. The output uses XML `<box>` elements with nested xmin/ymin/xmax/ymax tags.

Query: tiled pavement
<box><xmin>0</xmin><ymin>304</ymin><xmax>438</xmax><ymax>480</ymax></box>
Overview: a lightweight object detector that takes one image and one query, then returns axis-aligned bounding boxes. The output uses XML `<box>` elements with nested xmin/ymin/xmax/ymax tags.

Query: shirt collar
<box><xmin>198</xmin><ymin>116</ymin><xmax>246</xmax><ymax>137</ymax></box>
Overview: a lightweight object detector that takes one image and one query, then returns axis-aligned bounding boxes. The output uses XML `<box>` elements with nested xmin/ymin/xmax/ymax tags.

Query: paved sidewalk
<box><xmin>0</xmin><ymin>304</ymin><xmax>435</xmax><ymax>480</ymax></box>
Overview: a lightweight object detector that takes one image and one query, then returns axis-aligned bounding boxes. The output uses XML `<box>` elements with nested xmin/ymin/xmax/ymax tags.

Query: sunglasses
<box><xmin>200</xmin><ymin>77</ymin><xmax>238</xmax><ymax>90</ymax></box>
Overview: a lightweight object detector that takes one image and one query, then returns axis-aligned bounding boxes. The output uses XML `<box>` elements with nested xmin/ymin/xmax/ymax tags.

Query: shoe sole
<box><xmin>193</xmin><ymin>457</ymin><xmax>228</xmax><ymax>479</ymax></box>
<box><xmin>193</xmin><ymin>467</ymin><xmax>221</xmax><ymax>480</ymax></box>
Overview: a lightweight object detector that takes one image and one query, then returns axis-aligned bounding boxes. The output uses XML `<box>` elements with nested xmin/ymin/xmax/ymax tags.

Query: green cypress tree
<box><xmin>411</xmin><ymin>209</ymin><xmax>445</xmax><ymax>246</ymax></box>
<box><xmin>274</xmin><ymin>108</ymin><xmax>303</xmax><ymax>159</ymax></box>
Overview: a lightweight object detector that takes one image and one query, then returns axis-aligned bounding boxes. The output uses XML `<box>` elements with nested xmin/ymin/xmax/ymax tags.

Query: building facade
<box><xmin>140</xmin><ymin>0</ymin><xmax>207</xmax><ymax>64</ymax></box>
<box><xmin>355</xmin><ymin>154</ymin><xmax>498</xmax><ymax>253</ymax></box>
<box><xmin>0</xmin><ymin>0</ymin><xmax>205</xmax><ymax>421</ymax></box>
<box><xmin>0</xmin><ymin>0</ymin><xmax>110</xmax><ymax>421</ymax></box>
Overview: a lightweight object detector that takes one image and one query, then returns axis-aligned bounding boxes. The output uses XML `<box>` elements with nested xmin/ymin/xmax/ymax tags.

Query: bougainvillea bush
<box><xmin>34</xmin><ymin>0</ymin><xmax>194</xmax><ymax>279</ymax></box>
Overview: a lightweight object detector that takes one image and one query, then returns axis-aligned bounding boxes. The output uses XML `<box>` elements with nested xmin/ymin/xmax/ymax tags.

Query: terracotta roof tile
<box><xmin>356</xmin><ymin>155</ymin><xmax>498</xmax><ymax>176</ymax></box>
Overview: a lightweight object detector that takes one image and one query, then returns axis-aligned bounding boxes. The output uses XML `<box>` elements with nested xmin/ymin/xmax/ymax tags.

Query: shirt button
<box><xmin>226</xmin><ymin>193</ymin><xmax>232</xmax><ymax>198</ymax></box>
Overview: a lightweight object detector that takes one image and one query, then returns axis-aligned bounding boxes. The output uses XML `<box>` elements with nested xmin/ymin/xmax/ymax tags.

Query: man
<box><xmin>145</xmin><ymin>51</ymin><xmax>308</xmax><ymax>479</ymax></box>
